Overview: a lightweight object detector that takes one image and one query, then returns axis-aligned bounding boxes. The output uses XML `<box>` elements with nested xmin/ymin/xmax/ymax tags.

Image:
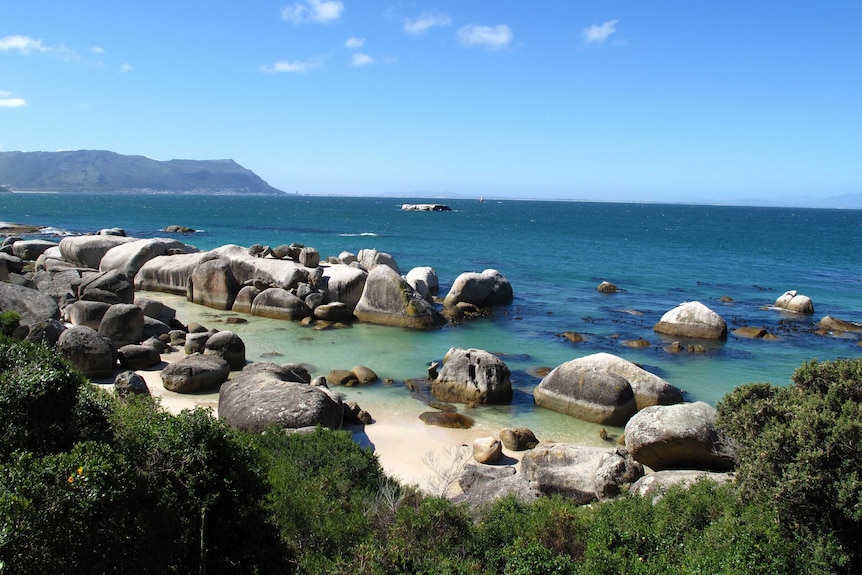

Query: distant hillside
<box><xmin>0</xmin><ymin>150</ymin><xmax>285</xmax><ymax>195</ymax></box>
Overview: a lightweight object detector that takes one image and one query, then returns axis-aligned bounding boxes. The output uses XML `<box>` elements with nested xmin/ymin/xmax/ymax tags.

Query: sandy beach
<box><xmin>103</xmin><ymin>347</ymin><xmax>525</xmax><ymax>491</ymax></box>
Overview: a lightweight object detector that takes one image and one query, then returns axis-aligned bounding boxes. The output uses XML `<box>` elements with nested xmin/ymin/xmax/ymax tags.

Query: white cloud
<box><xmin>344</xmin><ymin>37</ymin><xmax>365</xmax><ymax>49</ymax></box>
<box><xmin>457</xmin><ymin>24</ymin><xmax>513</xmax><ymax>50</ymax></box>
<box><xmin>0</xmin><ymin>35</ymin><xmax>47</xmax><ymax>54</ymax></box>
<box><xmin>260</xmin><ymin>58</ymin><xmax>322</xmax><ymax>73</ymax></box>
<box><xmin>582</xmin><ymin>19</ymin><xmax>619</xmax><ymax>44</ymax></box>
<box><xmin>404</xmin><ymin>11</ymin><xmax>451</xmax><ymax>35</ymax></box>
<box><xmin>281</xmin><ymin>0</ymin><xmax>344</xmax><ymax>24</ymax></box>
<box><xmin>90</xmin><ymin>46</ymin><xmax>105</xmax><ymax>54</ymax></box>
<box><xmin>119</xmin><ymin>63</ymin><xmax>134</xmax><ymax>73</ymax></box>
<box><xmin>350</xmin><ymin>52</ymin><xmax>374</xmax><ymax>67</ymax></box>
<box><xmin>0</xmin><ymin>97</ymin><xmax>27</xmax><ymax>108</ymax></box>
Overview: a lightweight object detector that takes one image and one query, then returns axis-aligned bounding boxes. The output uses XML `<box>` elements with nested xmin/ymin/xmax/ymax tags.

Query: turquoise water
<box><xmin>4</xmin><ymin>193</ymin><xmax>862</xmax><ymax>439</ymax></box>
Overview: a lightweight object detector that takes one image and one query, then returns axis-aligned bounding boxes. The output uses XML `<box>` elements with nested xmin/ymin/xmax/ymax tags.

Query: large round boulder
<box><xmin>0</xmin><ymin>282</ymin><xmax>61</xmax><ymax>326</ymax></box>
<box><xmin>98</xmin><ymin>303</ymin><xmax>145</xmax><ymax>348</ymax></box>
<box><xmin>533</xmin><ymin>363</ymin><xmax>637</xmax><ymax>425</ymax></box>
<box><xmin>219</xmin><ymin>363</ymin><xmax>343</xmax><ymax>431</ymax></box>
<box><xmin>56</xmin><ymin>325</ymin><xmax>116</xmax><ymax>378</ymax></box>
<box><xmin>189</xmin><ymin>256</ymin><xmax>240</xmax><ymax>310</ymax></box>
<box><xmin>353</xmin><ymin>264</ymin><xmax>444</xmax><ymax>329</ymax></box>
<box><xmin>357</xmin><ymin>248</ymin><xmax>400</xmax><ymax>273</ymax></box>
<box><xmin>231</xmin><ymin>285</ymin><xmax>261</xmax><ymax>314</ymax></box>
<box><xmin>77</xmin><ymin>270</ymin><xmax>135</xmax><ymax>305</ymax></box>
<box><xmin>443</xmin><ymin>269</ymin><xmax>513</xmax><ymax>308</ymax></box>
<box><xmin>24</xmin><ymin>318</ymin><xmax>66</xmax><ymax>347</ymax></box>
<box><xmin>134</xmin><ymin>251</ymin><xmax>207</xmax><ymax>295</ymax></box>
<box><xmin>117</xmin><ymin>344</ymin><xmax>162</xmax><ymax>370</ymax></box>
<box><xmin>250</xmin><ymin>288</ymin><xmax>311</xmax><ymax>320</ymax></box>
<box><xmin>550</xmin><ymin>353</ymin><xmax>684</xmax><ymax>410</ymax></box>
<box><xmin>99</xmin><ymin>237</ymin><xmax>198</xmax><ymax>279</ymax></box>
<box><xmin>653</xmin><ymin>301</ymin><xmax>727</xmax><ymax>340</ymax></box>
<box><xmin>58</xmin><ymin>235</ymin><xmax>134</xmax><ymax>269</ymax></box>
<box><xmin>624</xmin><ymin>402</ymin><xmax>736</xmax><ymax>472</ymax></box>
<box><xmin>11</xmin><ymin>239</ymin><xmax>57</xmax><ymax>261</ymax></box>
<box><xmin>160</xmin><ymin>354</ymin><xmax>231</xmax><ymax>393</ymax></box>
<box><xmin>431</xmin><ymin>348</ymin><xmax>512</xmax><ymax>404</ymax></box>
<box><xmin>203</xmin><ymin>330</ymin><xmax>246</xmax><ymax>370</ymax></box>
<box><xmin>321</xmin><ymin>264</ymin><xmax>367</xmax><ymax>311</ymax></box>
<box><xmin>65</xmin><ymin>300</ymin><xmax>111</xmax><ymax>329</ymax></box>
<box><xmin>774</xmin><ymin>290</ymin><xmax>814</xmax><ymax>314</ymax></box>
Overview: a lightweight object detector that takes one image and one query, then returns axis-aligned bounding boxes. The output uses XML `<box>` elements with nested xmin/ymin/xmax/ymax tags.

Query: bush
<box><xmin>0</xmin><ymin>311</ymin><xmax>19</xmax><ymax>337</ymax></box>
<box><xmin>717</xmin><ymin>358</ymin><xmax>862</xmax><ymax>572</ymax></box>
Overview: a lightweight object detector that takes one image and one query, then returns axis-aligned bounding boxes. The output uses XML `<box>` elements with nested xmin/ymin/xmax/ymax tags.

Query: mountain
<box><xmin>0</xmin><ymin>150</ymin><xmax>285</xmax><ymax>195</ymax></box>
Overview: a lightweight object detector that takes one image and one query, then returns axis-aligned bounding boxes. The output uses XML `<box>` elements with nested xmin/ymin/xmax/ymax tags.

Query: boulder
<box><xmin>218</xmin><ymin>364</ymin><xmax>343</xmax><ymax>431</ymax></box>
<box><xmin>351</xmin><ymin>365</ymin><xmax>378</xmax><ymax>384</ymax></box>
<box><xmin>160</xmin><ymin>354</ymin><xmax>231</xmax><ymax>393</ymax></box>
<box><xmin>431</xmin><ymin>348</ymin><xmax>512</xmax><ymax>404</ymax></box>
<box><xmin>98</xmin><ymin>303</ymin><xmax>145</xmax><ymax>347</ymax></box>
<box><xmin>31</xmin><ymin>268</ymin><xmax>93</xmax><ymax>302</ymax></box>
<box><xmin>114</xmin><ymin>370</ymin><xmax>150</xmax><ymax>399</ymax></box>
<box><xmin>320</xmin><ymin>264</ymin><xmax>367</xmax><ymax>311</ymax></box>
<box><xmin>596</xmin><ymin>281</ymin><xmax>618</xmax><ymax>293</ymax></box>
<box><xmin>473</xmin><ymin>436</ymin><xmax>503</xmax><ymax>464</ymax></box>
<box><xmin>353</xmin><ymin>264</ymin><xmax>444</xmax><ymax>329</ymax></box>
<box><xmin>0</xmin><ymin>252</ymin><xmax>25</xmax><ymax>274</ymax></box>
<box><xmin>0</xmin><ymin>282</ymin><xmax>61</xmax><ymax>326</ymax></box>
<box><xmin>819</xmin><ymin>315</ymin><xmax>862</xmax><ymax>333</ymax></box>
<box><xmin>65</xmin><ymin>300</ymin><xmax>111</xmax><ymax>329</ymax></box>
<box><xmin>521</xmin><ymin>444</ymin><xmax>644</xmax><ymax>503</ymax></box>
<box><xmin>56</xmin><ymin>326</ymin><xmax>116</xmax><ymax>379</ymax></box>
<box><xmin>11</xmin><ymin>239</ymin><xmax>57</xmax><ymax>261</ymax></box>
<box><xmin>533</xmin><ymin>363</ymin><xmax>637</xmax><ymax>425</ymax></box>
<box><xmin>357</xmin><ymin>248</ymin><xmax>400</xmax><ymax>273</ymax></box>
<box><xmin>135</xmin><ymin>251</ymin><xmax>207</xmax><ymax>294</ymax></box>
<box><xmin>297</xmin><ymin>246</ymin><xmax>320</xmax><ymax>267</ymax></box>
<box><xmin>250</xmin><ymin>288</ymin><xmax>312</xmax><ymax>320</ymax></box>
<box><xmin>499</xmin><ymin>427</ymin><xmax>539</xmax><ymax>451</ymax></box>
<box><xmin>77</xmin><ymin>270</ymin><xmax>135</xmax><ymax>305</ymax></box>
<box><xmin>443</xmin><ymin>269</ymin><xmax>513</xmax><ymax>308</ymax></box>
<box><xmin>454</xmin><ymin>463</ymin><xmax>538</xmax><ymax>508</ymax></box>
<box><xmin>545</xmin><ymin>353</ymin><xmax>683</xmax><ymax>410</ymax></box>
<box><xmin>99</xmin><ymin>238</ymin><xmax>199</xmax><ymax>279</ymax></box>
<box><xmin>231</xmin><ymin>285</ymin><xmax>261</xmax><ymax>314</ymax></box>
<box><xmin>774</xmin><ymin>290</ymin><xmax>814</xmax><ymax>314</ymax></box>
<box><xmin>58</xmin><ymin>235</ymin><xmax>134</xmax><ymax>269</ymax></box>
<box><xmin>405</xmin><ymin>266</ymin><xmax>439</xmax><ymax>295</ymax></box>
<box><xmin>624</xmin><ymin>402</ymin><xmax>736</xmax><ymax>472</ymax></box>
<box><xmin>189</xmin><ymin>256</ymin><xmax>240</xmax><ymax>310</ymax></box>
<box><xmin>313</xmin><ymin>302</ymin><xmax>354</xmax><ymax>322</ymax></box>
<box><xmin>117</xmin><ymin>344</ymin><xmax>162</xmax><ymax>370</ymax></box>
<box><xmin>327</xmin><ymin>369</ymin><xmax>358</xmax><ymax>386</ymax></box>
<box><xmin>629</xmin><ymin>470</ymin><xmax>734</xmax><ymax>498</ymax></box>
<box><xmin>24</xmin><ymin>318</ymin><xmax>66</xmax><ymax>347</ymax></box>
<box><xmin>135</xmin><ymin>297</ymin><xmax>176</xmax><ymax>325</ymax></box>
<box><xmin>418</xmin><ymin>411</ymin><xmax>475</xmax><ymax>429</ymax></box>
<box><xmin>184</xmin><ymin>331</ymin><xmax>212</xmax><ymax>355</ymax></box>
<box><xmin>653</xmin><ymin>301</ymin><xmax>728</xmax><ymax>340</ymax></box>
<box><xmin>203</xmin><ymin>330</ymin><xmax>247</xmax><ymax>370</ymax></box>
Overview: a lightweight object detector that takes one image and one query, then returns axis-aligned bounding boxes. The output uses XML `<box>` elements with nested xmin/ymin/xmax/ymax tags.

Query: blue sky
<box><xmin>2</xmin><ymin>1</ymin><xmax>860</xmax><ymax>204</ymax></box>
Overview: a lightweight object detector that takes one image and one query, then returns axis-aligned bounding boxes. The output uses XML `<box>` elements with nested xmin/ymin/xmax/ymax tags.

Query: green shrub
<box><xmin>0</xmin><ymin>312</ymin><xmax>19</xmax><ymax>337</ymax></box>
<box><xmin>717</xmin><ymin>358</ymin><xmax>862</xmax><ymax>572</ymax></box>
<box><xmin>0</xmin><ymin>336</ymin><xmax>96</xmax><ymax>459</ymax></box>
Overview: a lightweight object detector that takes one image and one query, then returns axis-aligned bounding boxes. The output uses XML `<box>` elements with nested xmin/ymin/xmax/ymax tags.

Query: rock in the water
<box><xmin>321</xmin><ymin>264</ymin><xmax>367</xmax><ymax>312</ymax></box>
<box><xmin>353</xmin><ymin>264</ymin><xmax>444</xmax><ymax>329</ymax></box>
<box><xmin>160</xmin><ymin>354</ymin><xmax>231</xmax><ymax>393</ymax></box>
<box><xmin>56</xmin><ymin>325</ymin><xmax>116</xmax><ymax>378</ymax></box>
<box><xmin>624</xmin><ymin>401</ymin><xmax>736</xmax><ymax>472</ymax></box>
<box><xmin>521</xmin><ymin>444</ymin><xmax>644</xmax><ymax>503</ymax></box>
<box><xmin>819</xmin><ymin>315</ymin><xmax>862</xmax><ymax>333</ymax></box>
<box><xmin>114</xmin><ymin>370</ymin><xmax>151</xmax><ymax>399</ymax></box>
<box><xmin>0</xmin><ymin>282</ymin><xmax>61</xmax><ymax>326</ymax></box>
<box><xmin>405</xmin><ymin>266</ymin><xmax>439</xmax><ymax>296</ymax></box>
<box><xmin>250</xmin><ymin>288</ymin><xmax>311</xmax><ymax>320</ymax></box>
<box><xmin>653</xmin><ymin>301</ymin><xmax>727</xmax><ymax>340</ymax></box>
<box><xmin>596</xmin><ymin>281</ymin><xmax>618</xmax><ymax>293</ymax></box>
<box><xmin>443</xmin><ymin>269</ymin><xmax>513</xmax><ymax>308</ymax></box>
<box><xmin>473</xmin><ymin>436</ymin><xmax>503</xmax><ymax>464</ymax></box>
<box><xmin>219</xmin><ymin>364</ymin><xmax>343</xmax><ymax>431</ymax></box>
<box><xmin>499</xmin><ymin>427</ymin><xmax>539</xmax><ymax>451</ymax></box>
<box><xmin>431</xmin><ymin>347</ymin><xmax>513</xmax><ymax>405</ymax></box>
<box><xmin>733</xmin><ymin>326</ymin><xmax>770</xmax><ymax>339</ymax></box>
<box><xmin>357</xmin><ymin>248</ymin><xmax>400</xmax><ymax>273</ymax></box>
<box><xmin>774</xmin><ymin>290</ymin><xmax>814</xmax><ymax>314</ymax></box>
<box><xmin>98</xmin><ymin>303</ymin><xmax>145</xmax><ymax>348</ymax></box>
<box><xmin>533</xmin><ymin>363</ymin><xmax>637</xmax><ymax>425</ymax></box>
<box><xmin>203</xmin><ymin>330</ymin><xmax>246</xmax><ymax>370</ymax></box>
<box><xmin>419</xmin><ymin>411</ymin><xmax>475</xmax><ymax>429</ymax></box>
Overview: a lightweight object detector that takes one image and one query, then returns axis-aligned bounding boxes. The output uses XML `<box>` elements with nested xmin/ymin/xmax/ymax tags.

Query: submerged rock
<box><xmin>419</xmin><ymin>411</ymin><xmax>475</xmax><ymax>429</ymax></box>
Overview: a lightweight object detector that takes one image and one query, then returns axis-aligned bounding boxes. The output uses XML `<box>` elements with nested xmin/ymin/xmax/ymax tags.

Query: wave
<box><xmin>338</xmin><ymin>232</ymin><xmax>379</xmax><ymax>237</ymax></box>
<box><xmin>39</xmin><ymin>227</ymin><xmax>74</xmax><ymax>236</ymax></box>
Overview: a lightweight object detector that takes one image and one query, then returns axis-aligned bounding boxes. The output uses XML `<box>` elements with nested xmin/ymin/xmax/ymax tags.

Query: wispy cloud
<box><xmin>0</xmin><ymin>35</ymin><xmax>47</xmax><ymax>54</ymax></box>
<box><xmin>344</xmin><ymin>37</ymin><xmax>365</xmax><ymax>49</ymax></box>
<box><xmin>404</xmin><ymin>11</ymin><xmax>451</xmax><ymax>35</ymax></box>
<box><xmin>260</xmin><ymin>58</ymin><xmax>323</xmax><ymax>73</ymax></box>
<box><xmin>90</xmin><ymin>46</ymin><xmax>105</xmax><ymax>55</ymax></box>
<box><xmin>0</xmin><ymin>91</ymin><xmax>27</xmax><ymax>108</ymax></box>
<box><xmin>457</xmin><ymin>24</ymin><xmax>513</xmax><ymax>50</ymax></box>
<box><xmin>119</xmin><ymin>63</ymin><xmax>134</xmax><ymax>73</ymax></box>
<box><xmin>350</xmin><ymin>52</ymin><xmax>374</xmax><ymax>67</ymax></box>
<box><xmin>582</xmin><ymin>19</ymin><xmax>619</xmax><ymax>44</ymax></box>
<box><xmin>282</xmin><ymin>0</ymin><xmax>344</xmax><ymax>24</ymax></box>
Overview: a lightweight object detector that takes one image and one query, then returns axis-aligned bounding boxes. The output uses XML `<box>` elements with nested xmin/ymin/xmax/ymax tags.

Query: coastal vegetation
<box><xmin>1</xmin><ymin>334</ymin><xmax>859</xmax><ymax>574</ymax></box>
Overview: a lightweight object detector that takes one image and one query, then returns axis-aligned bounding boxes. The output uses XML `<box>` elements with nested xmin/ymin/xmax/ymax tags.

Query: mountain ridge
<box><xmin>0</xmin><ymin>149</ymin><xmax>285</xmax><ymax>195</ymax></box>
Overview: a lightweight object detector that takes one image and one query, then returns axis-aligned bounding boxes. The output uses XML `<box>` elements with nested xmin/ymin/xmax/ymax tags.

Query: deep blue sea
<box><xmin>4</xmin><ymin>193</ymin><xmax>861</xmax><ymax>441</ymax></box>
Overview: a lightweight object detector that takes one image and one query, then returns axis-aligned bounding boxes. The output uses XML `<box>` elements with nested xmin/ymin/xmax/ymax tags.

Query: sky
<box><xmin>1</xmin><ymin>1</ymin><xmax>861</xmax><ymax>205</ymax></box>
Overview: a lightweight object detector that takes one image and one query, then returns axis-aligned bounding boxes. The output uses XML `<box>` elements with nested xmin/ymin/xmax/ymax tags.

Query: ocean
<box><xmin>4</xmin><ymin>193</ymin><xmax>861</xmax><ymax>442</ymax></box>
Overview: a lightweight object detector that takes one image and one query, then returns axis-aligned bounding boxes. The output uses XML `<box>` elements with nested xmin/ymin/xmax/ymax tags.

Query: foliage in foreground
<box><xmin>0</xmin><ymin>334</ymin><xmax>859</xmax><ymax>574</ymax></box>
